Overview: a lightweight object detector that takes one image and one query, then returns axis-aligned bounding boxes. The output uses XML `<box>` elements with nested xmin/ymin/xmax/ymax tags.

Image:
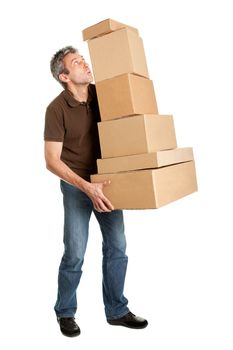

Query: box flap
<box><xmin>82</xmin><ymin>18</ymin><xmax>138</xmax><ymax>41</ymax></box>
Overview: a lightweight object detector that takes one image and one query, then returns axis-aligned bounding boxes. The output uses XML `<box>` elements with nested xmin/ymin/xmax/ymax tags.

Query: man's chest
<box><xmin>63</xmin><ymin>108</ymin><xmax>95</xmax><ymax>140</ymax></box>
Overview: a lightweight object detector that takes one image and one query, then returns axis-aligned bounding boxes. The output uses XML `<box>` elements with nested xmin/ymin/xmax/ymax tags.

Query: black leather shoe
<box><xmin>107</xmin><ymin>311</ymin><xmax>148</xmax><ymax>329</ymax></box>
<box><xmin>57</xmin><ymin>317</ymin><xmax>81</xmax><ymax>337</ymax></box>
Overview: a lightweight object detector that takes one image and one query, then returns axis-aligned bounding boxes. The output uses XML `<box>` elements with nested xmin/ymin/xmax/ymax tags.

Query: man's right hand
<box><xmin>84</xmin><ymin>181</ymin><xmax>114</xmax><ymax>212</ymax></box>
<box><xmin>44</xmin><ymin>141</ymin><xmax>114</xmax><ymax>212</ymax></box>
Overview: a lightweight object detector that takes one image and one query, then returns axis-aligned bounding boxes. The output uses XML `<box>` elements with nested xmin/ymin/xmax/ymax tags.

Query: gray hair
<box><xmin>50</xmin><ymin>46</ymin><xmax>78</xmax><ymax>88</ymax></box>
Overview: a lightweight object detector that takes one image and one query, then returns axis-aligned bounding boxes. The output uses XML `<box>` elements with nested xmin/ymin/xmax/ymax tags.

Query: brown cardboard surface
<box><xmin>88</xmin><ymin>28</ymin><xmax>149</xmax><ymax>82</ymax></box>
<box><xmin>97</xmin><ymin>147</ymin><xmax>194</xmax><ymax>174</ymax></box>
<box><xmin>98</xmin><ymin>114</ymin><xmax>177</xmax><ymax>158</ymax></box>
<box><xmin>96</xmin><ymin>74</ymin><xmax>158</xmax><ymax>120</ymax></box>
<box><xmin>82</xmin><ymin>18</ymin><xmax>138</xmax><ymax>41</ymax></box>
<box><xmin>91</xmin><ymin>161</ymin><xmax>197</xmax><ymax>209</ymax></box>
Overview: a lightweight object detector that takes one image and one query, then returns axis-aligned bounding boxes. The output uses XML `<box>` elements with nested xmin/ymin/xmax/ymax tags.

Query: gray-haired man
<box><xmin>44</xmin><ymin>46</ymin><xmax>148</xmax><ymax>337</ymax></box>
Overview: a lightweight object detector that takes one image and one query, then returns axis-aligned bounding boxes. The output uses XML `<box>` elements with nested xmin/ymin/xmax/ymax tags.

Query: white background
<box><xmin>0</xmin><ymin>0</ymin><xmax>232</xmax><ymax>349</ymax></box>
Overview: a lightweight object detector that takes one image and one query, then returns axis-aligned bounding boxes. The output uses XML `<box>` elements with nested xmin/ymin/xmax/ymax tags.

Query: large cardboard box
<box><xmin>97</xmin><ymin>147</ymin><xmax>194</xmax><ymax>174</ymax></box>
<box><xmin>88</xmin><ymin>28</ymin><xmax>149</xmax><ymax>82</ymax></box>
<box><xmin>91</xmin><ymin>161</ymin><xmax>197</xmax><ymax>209</ymax></box>
<box><xmin>82</xmin><ymin>18</ymin><xmax>138</xmax><ymax>41</ymax></box>
<box><xmin>96</xmin><ymin>74</ymin><xmax>158</xmax><ymax>121</ymax></box>
<box><xmin>98</xmin><ymin>114</ymin><xmax>177</xmax><ymax>158</ymax></box>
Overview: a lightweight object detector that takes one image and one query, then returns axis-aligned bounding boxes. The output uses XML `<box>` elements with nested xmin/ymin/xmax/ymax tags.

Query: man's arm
<box><xmin>44</xmin><ymin>141</ymin><xmax>114</xmax><ymax>212</ymax></box>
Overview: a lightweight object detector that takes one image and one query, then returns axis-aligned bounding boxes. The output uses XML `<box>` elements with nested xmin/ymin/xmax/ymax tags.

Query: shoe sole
<box><xmin>107</xmin><ymin>321</ymin><xmax>148</xmax><ymax>329</ymax></box>
<box><xmin>61</xmin><ymin>330</ymin><xmax>81</xmax><ymax>337</ymax></box>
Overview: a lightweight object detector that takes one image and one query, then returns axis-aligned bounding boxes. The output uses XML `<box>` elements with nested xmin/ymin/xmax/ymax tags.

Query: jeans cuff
<box><xmin>107</xmin><ymin>308</ymin><xmax>129</xmax><ymax>321</ymax></box>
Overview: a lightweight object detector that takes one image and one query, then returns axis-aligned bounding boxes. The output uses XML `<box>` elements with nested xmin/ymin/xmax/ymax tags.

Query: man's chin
<box><xmin>78</xmin><ymin>76</ymin><xmax>94</xmax><ymax>84</ymax></box>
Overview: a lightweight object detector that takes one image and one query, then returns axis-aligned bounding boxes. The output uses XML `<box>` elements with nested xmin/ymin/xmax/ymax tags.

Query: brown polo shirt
<box><xmin>44</xmin><ymin>84</ymin><xmax>101</xmax><ymax>181</ymax></box>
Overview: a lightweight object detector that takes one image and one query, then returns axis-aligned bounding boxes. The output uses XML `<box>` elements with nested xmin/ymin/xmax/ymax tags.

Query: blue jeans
<box><xmin>54</xmin><ymin>180</ymin><xmax>129</xmax><ymax>320</ymax></box>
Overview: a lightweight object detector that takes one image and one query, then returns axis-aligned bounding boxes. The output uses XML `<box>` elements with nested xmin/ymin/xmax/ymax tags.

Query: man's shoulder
<box><xmin>47</xmin><ymin>90</ymin><xmax>66</xmax><ymax>110</ymax></box>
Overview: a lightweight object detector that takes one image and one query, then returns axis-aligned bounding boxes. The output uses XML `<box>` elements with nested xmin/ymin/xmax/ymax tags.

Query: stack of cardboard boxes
<box><xmin>83</xmin><ymin>19</ymin><xmax>197</xmax><ymax>209</ymax></box>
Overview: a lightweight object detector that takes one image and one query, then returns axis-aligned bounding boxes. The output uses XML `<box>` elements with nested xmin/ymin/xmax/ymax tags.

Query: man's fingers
<box><xmin>94</xmin><ymin>194</ymin><xmax>114</xmax><ymax>212</ymax></box>
<box><xmin>95</xmin><ymin>198</ymin><xmax>111</xmax><ymax>212</ymax></box>
<box><xmin>95</xmin><ymin>181</ymin><xmax>114</xmax><ymax>211</ymax></box>
<box><xmin>91</xmin><ymin>180</ymin><xmax>114</xmax><ymax>212</ymax></box>
<box><xmin>98</xmin><ymin>189</ymin><xmax>114</xmax><ymax>211</ymax></box>
<box><xmin>102</xmin><ymin>195</ymin><xmax>114</xmax><ymax>211</ymax></box>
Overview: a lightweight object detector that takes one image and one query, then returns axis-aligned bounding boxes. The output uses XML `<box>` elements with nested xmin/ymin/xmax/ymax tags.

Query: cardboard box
<box><xmin>88</xmin><ymin>28</ymin><xmax>149</xmax><ymax>82</ymax></box>
<box><xmin>82</xmin><ymin>18</ymin><xmax>138</xmax><ymax>41</ymax></box>
<box><xmin>96</xmin><ymin>74</ymin><xmax>158</xmax><ymax>120</ymax></box>
<box><xmin>97</xmin><ymin>147</ymin><xmax>194</xmax><ymax>174</ymax></box>
<box><xmin>98</xmin><ymin>114</ymin><xmax>177</xmax><ymax>158</ymax></box>
<box><xmin>91</xmin><ymin>161</ymin><xmax>197</xmax><ymax>209</ymax></box>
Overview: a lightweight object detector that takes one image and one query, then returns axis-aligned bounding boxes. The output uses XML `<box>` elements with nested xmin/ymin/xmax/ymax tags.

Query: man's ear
<box><xmin>59</xmin><ymin>73</ymin><xmax>70</xmax><ymax>84</ymax></box>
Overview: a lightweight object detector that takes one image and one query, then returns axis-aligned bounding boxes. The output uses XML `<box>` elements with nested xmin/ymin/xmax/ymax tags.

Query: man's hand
<box><xmin>44</xmin><ymin>142</ymin><xmax>114</xmax><ymax>212</ymax></box>
<box><xmin>84</xmin><ymin>181</ymin><xmax>114</xmax><ymax>212</ymax></box>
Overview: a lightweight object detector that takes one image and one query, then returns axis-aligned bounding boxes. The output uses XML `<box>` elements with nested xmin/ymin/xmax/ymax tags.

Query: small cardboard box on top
<box><xmin>82</xmin><ymin>18</ymin><xmax>139</xmax><ymax>41</ymax></box>
<box><xmin>91</xmin><ymin>161</ymin><xmax>198</xmax><ymax>209</ymax></box>
<box><xmin>87</xmin><ymin>27</ymin><xmax>149</xmax><ymax>82</ymax></box>
<box><xmin>97</xmin><ymin>147</ymin><xmax>194</xmax><ymax>174</ymax></box>
<box><xmin>96</xmin><ymin>74</ymin><xmax>158</xmax><ymax>121</ymax></box>
<box><xmin>98</xmin><ymin>114</ymin><xmax>177</xmax><ymax>159</ymax></box>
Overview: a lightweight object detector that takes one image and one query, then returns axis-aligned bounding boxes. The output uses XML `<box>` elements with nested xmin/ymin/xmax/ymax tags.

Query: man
<box><xmin>44</xmin><ymin>46</ymin><xmax>148</xmax><ymax>337</ymax></box>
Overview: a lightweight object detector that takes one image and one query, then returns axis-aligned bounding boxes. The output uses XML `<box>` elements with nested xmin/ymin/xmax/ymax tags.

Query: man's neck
<box><xmin>67</xmin><ymin>83</ymin><xmax>89</xmax><ymax>103</ymax></box>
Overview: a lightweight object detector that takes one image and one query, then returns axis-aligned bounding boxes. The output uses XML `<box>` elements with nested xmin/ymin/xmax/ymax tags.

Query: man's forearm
<box><xmin>46</xmin><ymin>157</ymin><xmax>114</xmax><ymax>212</ymax></box>
<box><xmin>46</xmin><ymin>158</ymin><xmax>91</xmax><ymax>193</ymax></box>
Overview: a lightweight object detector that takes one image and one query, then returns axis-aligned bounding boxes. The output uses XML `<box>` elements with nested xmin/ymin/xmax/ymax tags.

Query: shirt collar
<box><xmin>62</xmin><ymin>84</ymin><xmax>94</xmax><ymax>108</ymax></box>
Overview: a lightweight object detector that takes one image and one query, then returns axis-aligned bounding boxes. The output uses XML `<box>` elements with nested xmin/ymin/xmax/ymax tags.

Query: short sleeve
<box><xmin>44</xmin><ymin>105</ymin><xmax>65</xmax><ymax>142</ymax></box>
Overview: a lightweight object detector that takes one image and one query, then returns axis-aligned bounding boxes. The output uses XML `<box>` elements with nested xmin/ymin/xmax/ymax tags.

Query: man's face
<box><xmin>62</xmin><ymin>52</ymin><xmax>93</xmax><ymax>85</ymax></box>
